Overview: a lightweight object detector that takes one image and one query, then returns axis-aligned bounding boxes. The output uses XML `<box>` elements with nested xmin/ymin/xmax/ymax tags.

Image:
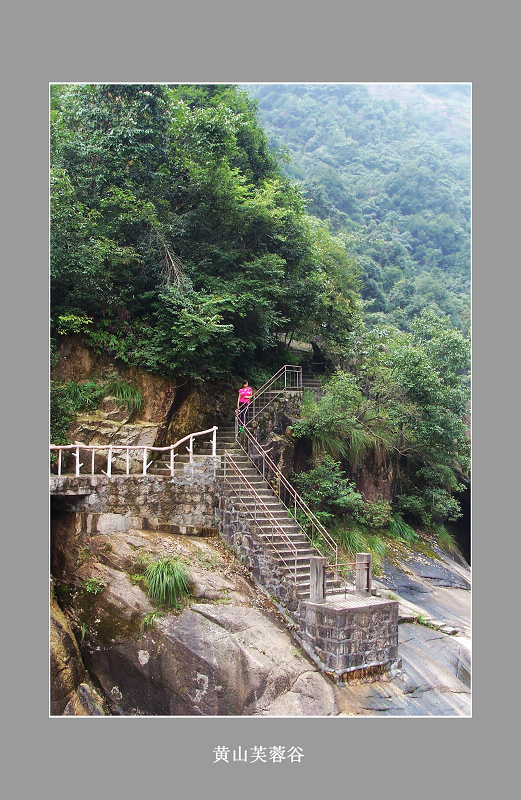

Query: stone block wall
<box><xmin>250</xmin><ymin>390</ymin><xmax>302</xmax><ymax>441</ymax></box>
<box><xmin>218</xmin><ymin>494</ymin><xmax>299</xmax><ymax>612</ymax></box>
<box><xmin>50</xmin><ymin>458</ymin><xmax>221</xmax><ymax>536</ymax></box>
<box><xmin>298</xmin><ymin>595</ymin><xmax>399</xmax><ymax>679</ymax></box>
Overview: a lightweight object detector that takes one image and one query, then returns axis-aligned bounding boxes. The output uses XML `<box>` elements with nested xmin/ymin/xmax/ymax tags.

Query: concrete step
<box><xmin>296</xmin><ymin>579</ymin><xmax>344</xmax><ymax>598</ymax></box>
<box><xmin>231</xmin><ymin>498</ymin><xmax>294</xmax><ymax>511</ymax></box>
<box><xmin>255</xmin><ymin>533</ymin><xmax>309</xmax><ymax>546</ymax></box>
<box><xmin>273</xmin><ymin>560</ymin><xmax>322</xmax><ymax>577</ymax></box>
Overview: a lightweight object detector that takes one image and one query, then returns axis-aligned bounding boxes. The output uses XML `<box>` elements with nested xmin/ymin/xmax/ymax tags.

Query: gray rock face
<box><xmin>50</xmin><ymin>592</ymin><xmax>107</xmax><ymax>716</ymax></box>
<box><xmin>331</xmin><ymin>545</ymin><xmax>471</xmax><ymax>716</ymax></box>
<box><xmin>81</xmin><ymin>596</ymin><xmax>338</xmax><ymax>717</ymax></box>
<box><xmin>51</xmin><ymin>523</ymin><xmax>338</xmax><ymax>716</ymax></box>
<box><xmin>334</xmin><ymin>622</ymin><xmax>471</xmax><ymax>716</ymax></box>
<box><xmin>51</xmin><ymin>508</ymin><xmax>471</xmax><ymax>717</ymax></box>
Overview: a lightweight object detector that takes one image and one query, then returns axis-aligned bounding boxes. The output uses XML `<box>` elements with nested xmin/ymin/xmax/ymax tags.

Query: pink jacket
<box><xmin>238</xmin><ymin>387</ymin><xmax>252</xmax><ymax>404</ymax></box>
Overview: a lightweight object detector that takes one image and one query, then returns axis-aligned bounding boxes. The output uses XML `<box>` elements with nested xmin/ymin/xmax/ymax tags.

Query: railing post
<box><xmin>142</xmin><ymin>447</ymin><xmax>147</xmax><ymax>476</ymax></box>
<box><xmin>75</xmin><ymin>446</ymin><xmax>81</xmax><ymax>477</ymax></box>
<box><xmin>310</xmin><ymin>557</ymin><xmax>327</xmax><ymax>603</ymax></box>
<box><xmin>212</xmin><ymin>426</ymin><xmax>217</xmax><ymax>457</ymax></box>
<box><xmin>188</xmin><ymin>436</ymin><xmax>193</xmax><ymax>463</ymax></box>
<box><xmin>57</xmin><ymin>449</ymin><xmax>62</xmax><ymax>476</ymax></box>
<box><xmin>106</xmin><ymin>446</ymin><xmax>112</xmax><ymax>478</ymax></box>
<box><xmin>356</xmin><ymin>553</ymin><xmax>372</xmax><ymax>593</ymax></box>
<box><xmin>125</xmin><ymin>448</ymin><xmax>130</xmax><ymax>476</ymax></box>
<box><xmin>170</xmin><ymin>447</ymin><xmax>175</xmax><ymax>477</ymax></box>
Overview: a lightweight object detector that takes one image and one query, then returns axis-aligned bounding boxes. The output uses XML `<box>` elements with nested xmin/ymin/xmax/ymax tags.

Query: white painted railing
<box><xmin>50</xmin><ymin>427</ymin><xmax>218</xmax><ymax>478</ymax></box>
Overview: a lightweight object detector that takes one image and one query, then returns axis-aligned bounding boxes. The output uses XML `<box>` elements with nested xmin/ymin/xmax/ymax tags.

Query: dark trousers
<box><xmin>238</xmin><ymin>403</ymin><xmax>249</xmax><ymax>425</ymax></box>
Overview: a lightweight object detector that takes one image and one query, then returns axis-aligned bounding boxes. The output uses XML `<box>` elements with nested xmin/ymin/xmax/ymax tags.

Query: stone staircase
<box><xmin>146</xmin><ymin>370</ymin><xmax>348</xmax><ymax>605</ymax></box>
<box><xmin>147</xmin><ymin>436</ymin><xmax>218</xmax><ymax>476</ymax></box>
<box><xmin>213</xmin><ymin>422</ymin><xmax>343</xmax><ymax>601</ymax></box>
<box><xmin>301</xmin><ymin>371</ymin><xmax>325</xmax><ymax>399</ymax></box>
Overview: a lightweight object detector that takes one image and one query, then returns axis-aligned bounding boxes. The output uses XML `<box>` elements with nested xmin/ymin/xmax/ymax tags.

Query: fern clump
<box><xmin>144</xmin><ymin>556</ymin><xmax>191</xmax><ymax>607</ymax></box>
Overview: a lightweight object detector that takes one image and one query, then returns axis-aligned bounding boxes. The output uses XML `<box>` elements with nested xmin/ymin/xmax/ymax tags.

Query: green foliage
<box><xmin>56</xmin><ymin>314</ymin><xmax>94</xmax><ymax>335</ymax></box>
<box><xmin>388</xmin><ymin>514</ymin><xmax>418</xmax><ymax>543</ymax></box>
<box><xmin>245</xmin><ymin>83</ymin><xmax>470</xmax><ymax>334</ymax></box>
<box><xmin>144</xmin><ymin>556</ymin><xmax>191</xmax><ymax>607</ymax></box>
<box><xmin>105</xmin><ymin>379</ymin><xmax>144</xmax><ymax>412</ymax></box>
<box><xmin>50</xmin><ymin>379</ymin><xmax>106</xmax><ymax>445</ymax></box>
<box><xmin>51</xmin><ymin>83</ymin><xmax>341</xmax><ymax>382</ymax></box>
<box><xmin>139</xmin><ymin>610</ymin><xmax>164</xmax><ymax>636</ymax></box>
<box><xmin>431</xmin><ymin>523</ymin><xmax>459</xmax><ymax>554</ymax></box>
<box><xmin>335</xmin><ymin>526</ymin><xmax>384</xmax><ymax>575</ymax></box>
<box><xmin>294</xmin><ymin>456</ymin><xmax>391</xmax><ymax>530</ymax></box>
<box><xmin>293</xmin><ymin>311</ymin><xmax>469</xmax><ymax>530</ymax></box>
<box><xmin>50</xmin><ymin>378</ymin><xmax>143</xmax><ymax>445</ymax></box>
<box><xmin>82</xmin><ymin>578</ymin><xmax>106</xmax><ymax>595</ymax></box>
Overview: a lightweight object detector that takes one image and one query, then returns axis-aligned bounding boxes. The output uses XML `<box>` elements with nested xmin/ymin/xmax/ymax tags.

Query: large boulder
<box><xmin>51</xmin><ymin>523</ymin><xmax>338</xmax><ymax>716</ymax></box>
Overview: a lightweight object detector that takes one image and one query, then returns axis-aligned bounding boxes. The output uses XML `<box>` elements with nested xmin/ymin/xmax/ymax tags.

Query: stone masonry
<box><xmin>218</xmin><ymin>494</ymin><xmax>300</xmax><ymax>612</ymax></box>
<box><xmin>50</xmin><ymin>457</ymin><xmax>221</xmax><ymax>536</ymax></box>
<box><xmin>51</xmin><ymin>409</ymin><xmax>400</xmax><ymax>680</ymax></box>
<box><xmin>297</xmin><ymin>594</ymin><xmax>400</xmax><ymax>680</ymax></box>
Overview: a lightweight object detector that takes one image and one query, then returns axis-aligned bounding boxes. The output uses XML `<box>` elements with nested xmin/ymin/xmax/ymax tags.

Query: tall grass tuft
<box><xmin>106</xmin><ymin>378</ymin><xmax>144</xmax><ymax>412</ymax></box>
<box><xmin>347</xmin><ymin>426</ymin><xmax>372</xmax><ymax>471</ymax></box>
<box><xmin>432</xmin><ymin>523</ymin><xmax>459</xmax><ymax>554</ymax></box>
<box><xmin>388</xmin><ymin>514</ymin><xmax>418</xmax><ymax>543</ymax></box>
<box><xmin>336</xmin><ymin>526</ymin><xmax>386</xmax><ymax>575</ymax></box>
<box><xmin>145</xmin><ymin>556</ymin><xmax>191</xmax><ymax>607</ymax></box>
<box><xmin>337</xmin><ymin>526</ymin><xmax>368</xmax><ymax>555</ymax></box>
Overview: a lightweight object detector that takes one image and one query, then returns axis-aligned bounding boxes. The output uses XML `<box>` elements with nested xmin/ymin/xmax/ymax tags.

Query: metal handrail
<box><xmin>323</xmin><ymin>560</ymin><xmax>370</xmax><ymax>595</ymax></box>
<box><xmin>235</xmin><ymin>423</ymin><xmax>338</xmax><ymax>569</ymax></box>
<box><xmin>50</xmin><ymin>426</ymin><xmax>218</xmax><ymax>478</ymax></box>
<box><xmin>252</xmin><ymin>364</ymin><xmax>303</xmax><ymax>397</ymax></box>
<box><xmin>236</xmin><ymin>365</ymin><xmax>302</xmax><ymax>432</ymax></box>
<box><xmin>222</xmin><ymin>451</ymin><xmax>299</xmax><ymax>583</ymax></box>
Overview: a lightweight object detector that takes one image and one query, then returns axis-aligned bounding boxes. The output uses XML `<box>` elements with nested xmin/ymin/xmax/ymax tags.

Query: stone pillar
<box><xmin>355</xmin><ymin>553</ymin><xmax>372</xmax><ymax>593</ymax></box>
<box><xmin>310</xmin><ymin>556</ymin><xmax>327</xmax><ymax>603</ymax></box>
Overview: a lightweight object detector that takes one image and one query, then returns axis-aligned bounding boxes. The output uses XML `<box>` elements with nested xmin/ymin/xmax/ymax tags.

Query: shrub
<box><xmin>359</xmin><ymin>499</ymin><xmax>393</xmax><ymax>528</ymax></box>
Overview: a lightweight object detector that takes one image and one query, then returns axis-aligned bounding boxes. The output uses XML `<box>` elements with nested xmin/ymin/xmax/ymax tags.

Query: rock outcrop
<box><xmin>50</xmin><ymin>589</ymin><xmax>107</xmax><ymax>715</ymax></box>
<box><xmin>50</xmin><ymin>523</ymin><xmax>339</xmax><ymax>716</ymax></box>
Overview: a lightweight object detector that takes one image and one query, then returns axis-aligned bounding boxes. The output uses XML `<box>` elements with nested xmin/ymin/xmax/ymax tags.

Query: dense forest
<box><xmin>244</xmin><ymin>83</ymin><xmax>471</xmax><ymax>335</ymax></box>
<box><xmin>50</xmin><ymin>83</ymin><xmax>470</xmax><ymax>561</ymax></box>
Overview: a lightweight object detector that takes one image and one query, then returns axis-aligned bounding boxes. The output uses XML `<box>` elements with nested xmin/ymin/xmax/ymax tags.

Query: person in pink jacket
<box><xmin>237</xmin><ymin>380</ymin><xmax>253</xmax><ymax>429</ymax></box>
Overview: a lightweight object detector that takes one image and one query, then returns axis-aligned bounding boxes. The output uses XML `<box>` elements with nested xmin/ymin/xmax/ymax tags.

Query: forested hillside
<box><xmin>50</xmin><ymin>83</ymin><xmax>470</xmax><ymax>559</ymax></box>
<box><xmin>51</xmin><ymin>83</ymin><xmax>360</xmax><ymax>384</ymax></box>
<box><xmin>243</xmin><ymin>83</ymin><xmax>471</xmax><ymax>334</ymax></box>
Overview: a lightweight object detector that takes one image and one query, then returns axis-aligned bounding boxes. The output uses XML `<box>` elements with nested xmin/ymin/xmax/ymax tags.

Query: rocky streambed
<box><xmin>50</xmin><ymin>518</ymin><xmax>470</xmax><ymax>717</ymax></box>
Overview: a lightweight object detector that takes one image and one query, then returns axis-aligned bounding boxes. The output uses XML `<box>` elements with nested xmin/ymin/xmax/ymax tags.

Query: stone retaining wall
<box><xmin>218</xmin><ymin>493</ymin><xmax>299</xmax><ymax>612</ymax></box>
<box><xmin>50</xmin><ymin>458</ymin><xmax>221</xmax><ymax>536</ymax></box>
<box><xmin>298</xmin><ymin>595</ymin><xmax>400</xmax><ymax>679</ymax></box>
